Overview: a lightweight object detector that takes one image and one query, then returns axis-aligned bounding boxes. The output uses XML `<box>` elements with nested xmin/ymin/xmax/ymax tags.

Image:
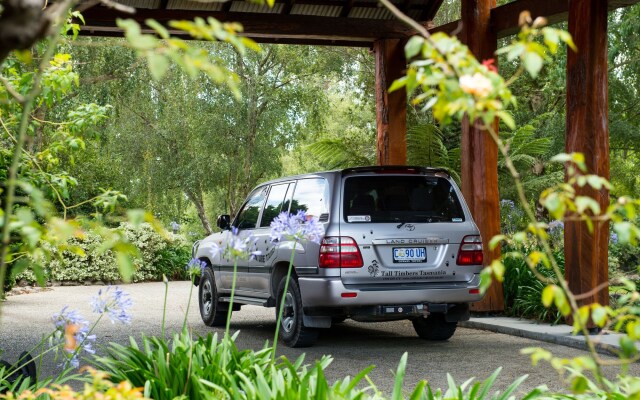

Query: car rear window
<box><xmin>343</xmin><ymin>175</ymin><xmax>465</xmax><ymax>223</ymax></box>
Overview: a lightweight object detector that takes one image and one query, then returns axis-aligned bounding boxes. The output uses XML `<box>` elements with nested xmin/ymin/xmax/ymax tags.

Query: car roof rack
<box><xmin>341</xmin><ymin>165</ymin><xmax>451</xmax><ymax>177</ymax></box>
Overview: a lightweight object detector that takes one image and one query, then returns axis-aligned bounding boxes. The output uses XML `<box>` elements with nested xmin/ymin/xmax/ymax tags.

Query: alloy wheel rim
<box><xmin>202</xmin><ymin>280</ymin><xmax>213</xmax><ymax>316</ymax></box>
<box><xmin>282</xmin><ymin>292</ymin><xmax>296</xmax><ymax>333</ymax></box>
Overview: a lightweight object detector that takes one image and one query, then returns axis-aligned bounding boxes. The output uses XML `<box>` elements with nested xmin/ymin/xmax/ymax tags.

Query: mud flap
<box><xmin>303</xmin><ymin>313</ymin><xmax>331</xmax><ymax>328</ymax></box>
<box><xmin>443</xmin><ymin>303</ymin><xmax>470</xmax><ymax>322</ymax></box>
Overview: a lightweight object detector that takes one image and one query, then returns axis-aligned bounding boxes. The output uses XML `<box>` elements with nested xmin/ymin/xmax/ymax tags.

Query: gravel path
<box><xmin>1</xmin><ymin>281</ymin><xmax>637</xmax><ymax>396</ymax></box>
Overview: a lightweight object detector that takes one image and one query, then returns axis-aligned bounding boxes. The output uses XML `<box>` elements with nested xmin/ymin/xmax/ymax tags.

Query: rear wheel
<box><xmin>412</xmin><ymin>313</ymin><xmax>457</xmax><ymax>340</ymax></box>
<box><xmin>199</xmin><ymin>267</ymin><xmax>228</xmax><ymax>327</ymax></box>
<box><xmin>276</xmin><ymin>276</ymin><xmax>318</xmax><ymax>347</ymax></box>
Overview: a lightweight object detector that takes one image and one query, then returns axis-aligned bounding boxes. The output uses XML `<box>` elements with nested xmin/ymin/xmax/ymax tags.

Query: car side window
<box><xmin>259</xmin><ymin>183</ymin><xmax>292</xmax><ymax>228</ymax></box>
<box><xmin>290</xmin><ymin>178</ymin><xmax>329</xmax><ymax>219</ymax></box>
<box><xmin>234</xmin><ymin>187</ymin><xmax>267</xmax><ymax>230</ymax></box>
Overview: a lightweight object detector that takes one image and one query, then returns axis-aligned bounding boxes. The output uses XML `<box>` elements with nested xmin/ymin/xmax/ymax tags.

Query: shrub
<box><xmin>503</xmin><ymin>244</ymin><xmax>565</xmax><ymax>324</ymax></box>
<box><xmin>18</xmin><ymin>224</ymin><xmax>191</xmax><ymax>285</ymax></box>
<box><xmin>48</xmin><ymin>232</ymin><xmax>121</xmax><ymax>284</ymax></box>
<box><xmin>610</xmin><ymin>242</ymin><xmax>640</xmax><ymax>274</ymax></box>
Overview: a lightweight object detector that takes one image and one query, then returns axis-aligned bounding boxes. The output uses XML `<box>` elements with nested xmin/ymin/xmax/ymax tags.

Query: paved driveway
<box><xmin>1</xmin><ymin>281</ymin><xmax>636</xmax><ymax>396</ymax></box>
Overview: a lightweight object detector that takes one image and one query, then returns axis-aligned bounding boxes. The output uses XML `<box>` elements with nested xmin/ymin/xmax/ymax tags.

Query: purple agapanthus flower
<box><xmin>224</xmin><ymin>227</ymin><xmax>261</xmax><ymax>260</ymax></box>
<box><xmin>270</xmin><ymin>211</ymin><xmax>325</xmax><ymax>244</ymax></box>
<box><xmin>548</xmin><ymin>220</ymin><xmax>565</xmax><ymax>234</ymax></box>
<box><xmin>610</xmin><ymin>232</ymin><xmax>619</xmax><ymax>245</ymax></box>
<box><xmin>51</xmin><ymin>306</ymin><xmax>96</xmax><ymax>369</ymax></box>
<box><xmin>90</xmin><ymin>286</ymin><xmax>133</xmax><ymax>325</ymax></box>
<box><xmin>500</xmin><ymin>199</ymin><xmax>516</xmax><ymax>210</ymax></box>
<box><xmin>186</xmin><ymin>258</ymin><xmax>207</xmax><ymax>278</ymax></box>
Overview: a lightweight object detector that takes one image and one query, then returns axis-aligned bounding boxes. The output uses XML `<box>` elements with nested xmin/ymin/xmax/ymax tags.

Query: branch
<box><xmin>0</xmin><ymin>76</ymin><xmax>25</xmax><ymax>103</ymax></box>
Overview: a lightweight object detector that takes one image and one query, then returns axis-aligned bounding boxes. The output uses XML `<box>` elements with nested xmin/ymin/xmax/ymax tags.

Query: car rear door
<box><xmin>338</xmin><ymin>171</ymin><xmax>481</xmax><ymax>286</ymax></box>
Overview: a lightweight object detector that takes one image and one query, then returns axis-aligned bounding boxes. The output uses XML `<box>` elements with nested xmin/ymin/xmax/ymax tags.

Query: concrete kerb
<box><xmin>460</xmin><ymin>316</ymin><xmax>637</xmax><ymax>358</ymax></box>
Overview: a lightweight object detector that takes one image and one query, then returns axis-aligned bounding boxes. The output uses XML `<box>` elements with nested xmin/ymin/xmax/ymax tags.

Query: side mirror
<box><xmin>217</xmin><ymin>214</ymin><xmax>231</xmax><ymax>230</ymax></box>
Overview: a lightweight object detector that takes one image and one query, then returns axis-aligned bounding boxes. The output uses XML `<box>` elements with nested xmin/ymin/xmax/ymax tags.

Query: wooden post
<box><xmin>374</xmin><ymin>39</ymin><xmax>407</xmax><ymax>165</ymax></box>
<box><xmin>460</xmin><ymin>0</ymin><xmax>504</xmax><ymax>312</ymax></box>
<box><xmin>565</xmin><ymin>0</ymin><xmax>609</xmax><ymax>314</ymax></box>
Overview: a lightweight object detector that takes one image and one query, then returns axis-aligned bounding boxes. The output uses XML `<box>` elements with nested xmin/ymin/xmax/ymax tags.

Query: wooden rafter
<box><xmin>339</xmin><ymin>0</ymin><xmax>355</xmax><ymax>17</ymax></box>
<box><xmin>419</xmin><ymin>0</ymin><xmax>443</xmax><ymax>22</ymax></box>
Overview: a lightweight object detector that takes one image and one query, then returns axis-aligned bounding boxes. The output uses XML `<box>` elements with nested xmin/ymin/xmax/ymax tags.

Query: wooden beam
<box><xmin>431</xmin><ymin>0</ymin><xmax>639</xmax><ymax>39</ymax></box>
<box><xmin>81</xmin><ymin>7</ymin><xmax>415</xmax><ymax>43</ymax></box>
<box><xmin>79</xmin><ymin>25</ymin><xmax>374</xmax><ymax>47</ymax></box>
<box><xmin>491</xmin><ymin>0</ymin><xmax>568</xmax><ymax>38</ymax></box>
<box><xmin>565</xmin><ymin>0</ymin><xmax>609</xmax><ymax>319</ymax></box>
<box><xmin>460</xmin><ymin>0</ymin><xmax>504</xmax><ymax>313</ymax></box>
<box><xmin>374</xmin><ymin>39</ymin><xmax>406</xmax><ymax>165</ymax></box>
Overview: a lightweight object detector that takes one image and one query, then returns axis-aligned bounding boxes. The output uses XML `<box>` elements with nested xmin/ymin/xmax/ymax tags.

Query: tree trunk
<box><xmin>185</xmin><ymin>189</ymin><xmax>213</xmax><ymax>235</ymax></box>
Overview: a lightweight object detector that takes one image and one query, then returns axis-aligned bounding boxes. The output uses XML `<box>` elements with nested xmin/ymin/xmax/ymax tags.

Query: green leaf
<box><xmin>392</xmin><ymin>353</ymin><xmax>408</xmax><ymax>400</ymax></box>
<box><xmin>405</xmin><ymin>36</ymin><xmax>424</xmax><ymax>59</ymax></box>
<box><xmin>523</xmin><ymin>52</ymin><xmax>544</xmax><ymax>78</ymax></box>
<box><xmin>496</xmin><ymin>110</ymin><xmax>516</xmax><ymax>130</ymax></box>
<box><xmin>571</xmin><ymin>376</ymin><xmax>589</xmax><ymax>394</ymax></box>
<box><xmin>489</xmin><ymin>234</ymin><xmax>506</xmax><ymax>250</ymax></box>
<box><xmin>620</xmin><ymin>336</ymin><xmax>638</xmax><ymax>357</ymax></box>
<box><xmin>389</xmin><ymin>76</ymin><xmax>407</xmax><ymax>93</ymax></box>
<box><xmin>146</xmin><ymin>19</ymin><xmax>170</xmax><ymax>39</ymax></box>
<box><xmin>116</xmin><ymin>251</ymin><xmax>134</xmax><ymax>282</ymax></box>
<box><xmin>146</xmin><ymin>52</ymin><xmax>169</xmax><ymax>81</ymax></box>
<box><xmin>575</xmin><ymin>196</ymin><xmax>601</xmax><ymax>215</ymax></box>
<box><xmin>558</xmin><ymin>30</ymin><xmax>578</xmax><ymax>52</ymax></box>
<box><xmin>542</xmin><ymin>28</ymin><xmax>559</xmax><ymax>53</ymax></box>
<box><xmin>590</xmin><ymin>305</ymin><xmax>608</xmax><ymax>328</ymax></box>
<box><xmin>542</xmin><ymin>285</ymin><xmax>555</xmax><ymax>308</ymax></box>
<box><xmin>490</xmin><ymin>260</ymin><xmax>505</xmax><ymax>282</ymax></box>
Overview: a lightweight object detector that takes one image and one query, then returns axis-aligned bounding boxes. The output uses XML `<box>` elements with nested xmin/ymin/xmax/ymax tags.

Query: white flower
<box><xmin>459</xmin><ymin>72</ymin><xmax>493</xmax><ymax>98</ymax></box>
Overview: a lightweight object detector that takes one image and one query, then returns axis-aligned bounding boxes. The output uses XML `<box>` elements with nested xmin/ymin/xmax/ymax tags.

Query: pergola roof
<box><xmin>80</xmin><ymin>0</ymin><xmax>639</xmax><ymax>46</ymax></box>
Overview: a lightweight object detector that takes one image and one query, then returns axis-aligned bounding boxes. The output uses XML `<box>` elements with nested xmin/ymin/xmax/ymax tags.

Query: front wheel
<box><xmin>276</xmin><ymin>277</ymin><xmax>318</xmax><ymax>348</ymax></box>
<box><xmin>199</xmin><ymin>267</ymin><xmax>227</xmax><ymax>327</ymax></box>
<box><xmin>412</xmin><ymin>313</ymin><xmax>457</xmax><ymax>340</ymax></box>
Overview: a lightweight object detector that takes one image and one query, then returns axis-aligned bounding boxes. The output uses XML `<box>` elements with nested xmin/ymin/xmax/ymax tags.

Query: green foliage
<box><xmin>406</xmin><ymin>123</ymin><xmax>460</xmax><ymax>183</ymax></box>
<box><xmin>92</xmin><ymin>332</ymin><xmax>373</xmax><ymax>400</ymax></box>
<box><xmin>116</xmin><ymin>17</ymin><xmax>260</xmax><ymax>97</ymax></box>
<box><xmin>502</xmin><ymin>246</ymin><xmax>565</xmax><ymax>324</ymax></box>
<box><xmin>155</xmin><ymin>242</ymin><xmax>191</xmax><ymax>281</ymax></box>
<box><xmin>305</xmin><ymin>139</ymin><xmax>373</xmax><ymax>169</ymax></box>
<box><xmin>497</xmin><ymin>125</ymin><xmax>561</xmax><ymax>201</ymax></box>
<box><xmin>91</xmin><ymin>331</ymin><xmax>539</xmax><ymax>400</ymax></box>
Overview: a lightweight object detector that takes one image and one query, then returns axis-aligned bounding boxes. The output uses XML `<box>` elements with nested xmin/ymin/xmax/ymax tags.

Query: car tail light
<box><xmin>319</xmin><ymin>237</ymin><xmax>364</xmax><ymax>268</ymax></box>
<box><xmin>456</xmin><ymin>235</ymin><xmax>483</xmax><ymax>265</ymax></box>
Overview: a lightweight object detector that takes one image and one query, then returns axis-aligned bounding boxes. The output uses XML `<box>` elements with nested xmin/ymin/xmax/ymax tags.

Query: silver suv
<box><xmin>192</xmin><ymin>166</ymin><xmax>484</xmax><ymax>347</ymax></box>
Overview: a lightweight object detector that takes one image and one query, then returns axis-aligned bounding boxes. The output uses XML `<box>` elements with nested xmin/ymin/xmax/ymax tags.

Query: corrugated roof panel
<box><xmin>229</xmin><ymin>1</ymin><xmax>283</xmax><ymax>13</ymax></box>
<box><xmin>167</xmin><ymin>0</ymin><xmax>224</xmax><ymax>11</ymax></box>
<box><xmin>118</xmin><ymin>0</ymin><xmax>160</xmax><ymax>8</ymax></box>
<box><xmin>407</xmin><ymin>9</ymin><xmax>423</xmax><ymax>20</ymax></box>
<box><xmin>290</xmin><ymin>4</ymin><xmax>342</xmax><ymax>17</ymax></box>
<box><xmin>349</xmin><ymin>7</ymin><xmax>393</xmax><ymax>19</ymax></box>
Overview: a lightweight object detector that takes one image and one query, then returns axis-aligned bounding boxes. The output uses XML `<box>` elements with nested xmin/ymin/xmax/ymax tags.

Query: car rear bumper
<box><xmin>298</xmin><ymin>275</ymin><xmax>484</xmax><ymax>308</ymax></box>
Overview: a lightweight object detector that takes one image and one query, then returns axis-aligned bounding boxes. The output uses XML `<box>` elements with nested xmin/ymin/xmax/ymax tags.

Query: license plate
<box><xmin>393</xmin><ymin>247</ymin><xmax>426</xmax><ymax>263</ymax></box>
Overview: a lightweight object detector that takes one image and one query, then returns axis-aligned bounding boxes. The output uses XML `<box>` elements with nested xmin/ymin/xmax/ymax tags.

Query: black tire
<box><xmin>331</xmin><ymin>316</ymin><xmax>347</xmax><ymax>324</ymax></box>
<box><xmin>276</xmin><ymin>276</ymin><xmax>318</xmax><ymax>348</ymax></box>
<box><xmin>199</xmin><ymin>267</ymin><xmax>228</xmax><ymax>327</ymax></box>
<box><xmin>412</xmin><ymin>313</ymin><xmax>457</xmax><ymax>340</ymax></box>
